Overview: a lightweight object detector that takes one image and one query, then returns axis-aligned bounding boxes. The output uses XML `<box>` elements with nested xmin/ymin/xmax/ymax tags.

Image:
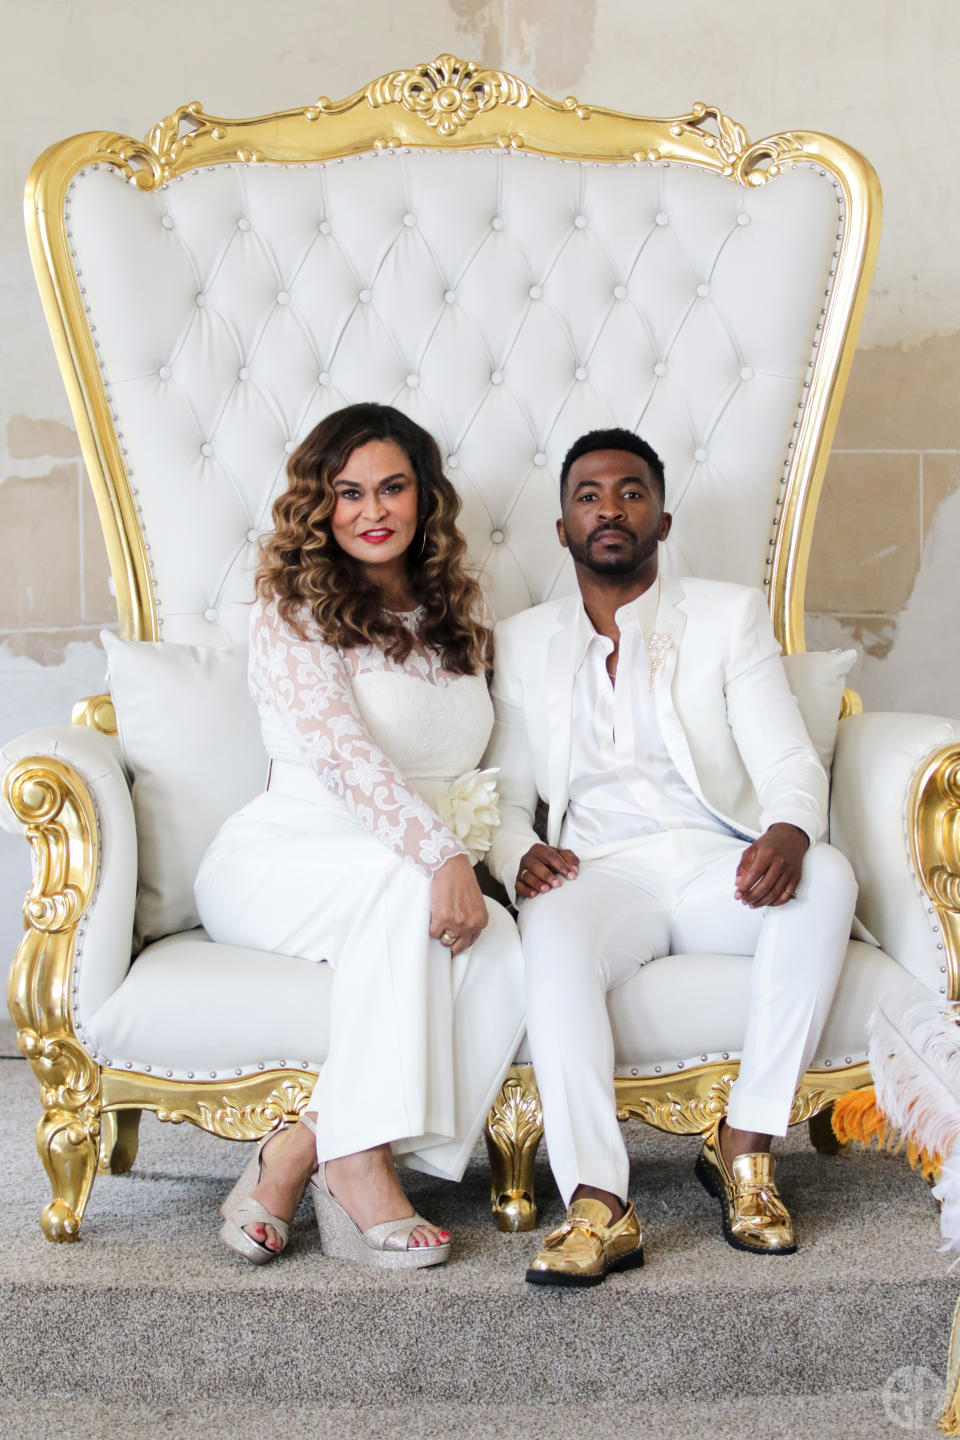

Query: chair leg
<box><xmin>485</xmin><ymin>1064</ymin><xmax>543</xmax><ymax>1233</ymax></box>
<box><xmin>36</xmin><ymin>1103</ymin><xmax>101</xmax><ymax>1242</ymax></box>
<box><xmin>98</xmin><ymin>1108</ymin><xmax>141</xmax><ymax>1175</ymax></box>
<box><xmin>808</xmin><ymin>1102</ymin><xmax>847</xmax><ymax>1155</ymax></box>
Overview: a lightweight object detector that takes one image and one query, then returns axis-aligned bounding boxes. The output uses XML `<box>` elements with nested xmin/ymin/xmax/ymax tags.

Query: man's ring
<box><xmin>519</xmin><ymin>868</ymin><xmax>529</xmax><ymax>884</ymax></box>
<box><xmin>440</xmin><ymin>930</ymin><xmax>457</xmax><ymax>947</ymax></box>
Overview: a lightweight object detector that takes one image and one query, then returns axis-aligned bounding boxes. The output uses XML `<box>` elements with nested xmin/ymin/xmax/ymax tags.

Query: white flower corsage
<box><xmin>436</xmin><ymin>767</ymin><xmax>501</xmax><ymax>865</ymax></box>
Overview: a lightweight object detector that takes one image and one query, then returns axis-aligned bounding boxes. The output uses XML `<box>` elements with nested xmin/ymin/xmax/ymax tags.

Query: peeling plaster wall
<box><xmin>2</xmin><ymin>2</ymin><xmax>959</xmax><ymax>948</ymax></box>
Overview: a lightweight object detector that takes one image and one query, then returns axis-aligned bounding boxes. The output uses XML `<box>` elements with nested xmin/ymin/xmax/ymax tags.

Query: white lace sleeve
<box><xmin>249</xmin><ymin>600</ymin><xmax>466</xmax><ymax>875</ymax></box>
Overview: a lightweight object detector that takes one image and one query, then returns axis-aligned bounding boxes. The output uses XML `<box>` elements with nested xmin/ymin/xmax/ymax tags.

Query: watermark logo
<box><xmin>881</xmin><ymin>1365</ymin><xmax>943</xmax><ymax>1431</ymax></box>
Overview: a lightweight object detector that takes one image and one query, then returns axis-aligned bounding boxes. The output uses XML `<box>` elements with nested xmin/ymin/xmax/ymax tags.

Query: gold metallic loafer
<box><xmin>525</xmin><ymin>1198</ymin><xmax>644</xmax><ymax>1287</ymax></box>
<box><xmin>695</xmin><ymin>1126</ymin><xmax>796</xmax><ymax>1255</ymax></box>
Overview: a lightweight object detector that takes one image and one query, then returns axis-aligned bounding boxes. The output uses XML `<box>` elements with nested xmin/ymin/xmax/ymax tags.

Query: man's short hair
<box><xmin>559</xmin><ymin>428</ymin><xmax>666</xmax><ymax>502</ymax></box>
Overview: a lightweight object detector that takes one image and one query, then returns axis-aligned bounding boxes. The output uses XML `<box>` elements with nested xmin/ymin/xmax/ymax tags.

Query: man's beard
<box><xmin>566</xmin><ymin>525</ymin><xmax>659</xmax><ymax>577</ymax></box>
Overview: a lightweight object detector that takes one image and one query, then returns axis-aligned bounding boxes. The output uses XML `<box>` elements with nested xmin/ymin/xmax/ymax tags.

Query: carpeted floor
<box><xmin>1</xmin><ymin>1014</ymin><xmax>954</xmax><ymax>1437</ymax></box>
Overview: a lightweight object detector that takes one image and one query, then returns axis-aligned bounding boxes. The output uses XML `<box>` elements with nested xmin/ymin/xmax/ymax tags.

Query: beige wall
<box><xmin>3</xmin><ymin>0</ymin><xmax>959</xmax><ymax>713</ymax></box>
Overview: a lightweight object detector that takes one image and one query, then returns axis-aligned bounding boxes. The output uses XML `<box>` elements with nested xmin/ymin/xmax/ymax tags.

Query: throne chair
<box><xmin>6</xmin><ymin>54</ymin><xmax>960</xmax><ymax>1243</ymax></box>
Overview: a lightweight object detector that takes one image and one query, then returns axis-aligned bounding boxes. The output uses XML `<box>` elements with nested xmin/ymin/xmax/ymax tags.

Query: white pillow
<box><xmin>101</xmin><ymin>632</ymin><xmax>268</xmax><ymax>949</ymax></box>
<box><xmin>781</xmin><ymin>649</ymin><xmax>859</xmax><ymax>770</ymax></box>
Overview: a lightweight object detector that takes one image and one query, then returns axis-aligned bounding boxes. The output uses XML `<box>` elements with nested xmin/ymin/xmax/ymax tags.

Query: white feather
<box><xmin>933</xmin><ymin>1151</ymin><xmax>960</xmax><ymax>1259</ymax></box>
<box><xmin>868</xmin><ymin>980</ymin><xmax>960</xmax><ymax>1165</ymax></box>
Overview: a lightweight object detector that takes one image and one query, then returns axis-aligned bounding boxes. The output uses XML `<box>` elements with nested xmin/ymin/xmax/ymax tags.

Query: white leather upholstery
<box><xmin>830</xmin><ymin>711</ymin><xmax>960</xmax><ymax>996</ymax></box>
<box><xmin>67</xmin><ymin>150</ymin><xmax>843</xmax><ymax>636</ymax></box>
<box><xmin>83</xmin><ymin>930</ymin><xmax>897</xmax><ymax>1079</ymax></box>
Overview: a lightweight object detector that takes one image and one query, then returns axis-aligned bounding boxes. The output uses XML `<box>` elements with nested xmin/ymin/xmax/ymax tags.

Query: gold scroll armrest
<box><xmin>3</xmin><ymin>724</ymin><xmax>137</xmax><ymax>1032</ymax></box>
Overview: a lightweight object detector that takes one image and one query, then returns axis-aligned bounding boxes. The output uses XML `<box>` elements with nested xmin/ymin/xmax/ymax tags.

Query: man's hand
<box><xmin>515</xmin><ymin>843</ymin><xmax>580</xmax><ymax>900</ymax></box>
<box><xmin>734</xmin><ymin>823</ymin><xmax>809</xmax><ymax>909</ymax></box>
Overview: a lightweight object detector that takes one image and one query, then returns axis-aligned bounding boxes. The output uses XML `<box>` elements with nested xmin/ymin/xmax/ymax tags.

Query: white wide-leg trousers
<box><xmin>195</xmin><ymin>789</ymin><xmax>525</xmax><ymax>1181</ymax></box>
<box><xmin>518</xmin><ymin>829</ymin><xmax>857</xmax><ymax>1205</ymax></box>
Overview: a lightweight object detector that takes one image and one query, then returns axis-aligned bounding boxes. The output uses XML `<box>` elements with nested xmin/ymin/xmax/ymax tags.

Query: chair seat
<box><xmin>86</xmin><ymin>931</ymin><xmax>903</xmax><ymax>1082</ymax></box>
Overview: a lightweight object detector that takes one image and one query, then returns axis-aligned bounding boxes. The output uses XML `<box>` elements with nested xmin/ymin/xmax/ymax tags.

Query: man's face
<box><xmin>557</xmin><ymin>449</ymin><xmax>671</xmax><ymax>577</ymax></box>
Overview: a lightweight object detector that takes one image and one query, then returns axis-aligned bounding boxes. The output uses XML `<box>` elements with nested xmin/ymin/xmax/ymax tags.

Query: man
<box><xmin>484</xmin><ymin>427</ymin><xmax>857</xmax><ymax>1287</ymax></box>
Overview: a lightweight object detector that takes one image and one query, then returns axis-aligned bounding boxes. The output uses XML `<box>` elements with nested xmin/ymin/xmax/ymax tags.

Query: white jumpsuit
<box><xmin>195</xmin><ymin>598</ymin><xmax>525</xmax><ymax>1181</ymax></box>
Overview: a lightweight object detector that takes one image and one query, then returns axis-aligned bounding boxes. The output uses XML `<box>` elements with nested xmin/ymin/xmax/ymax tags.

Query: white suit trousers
<box><xmin>518</xmin><ymin>829</ymin><xmax>857</xmax><ymax>1205</ymax></box>
<box><xmin>196</xmin><ymin>790</ymin><xmax>525</xmax><ymax>1181</ymax></box>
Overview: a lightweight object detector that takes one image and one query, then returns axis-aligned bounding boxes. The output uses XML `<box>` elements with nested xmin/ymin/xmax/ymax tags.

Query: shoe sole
<box><xmin>694</xmin><ymin>1152</ymin><xmax>797</xmax><ymax>1256</ymax></box>
<box><xmin>525</xmin><ymin>1244</ymin><xmax>645</xmax><ymax>1288</ymax></box>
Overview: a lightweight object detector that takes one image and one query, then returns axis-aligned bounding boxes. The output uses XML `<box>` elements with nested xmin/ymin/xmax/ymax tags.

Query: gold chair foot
<box><xmin>492</xmin><ymin>1189</ymin><xmax>537</xmax><ymax>1233</ymax></box>
<box><xmin>485</xmin><ymin>1065</ymin><xmax>543</xmax><ymax>1233</ymax></box>
<box><xmin>36</xmin><ymin>1103</ymin><xmax>100</xmax><ymax>1244</ymax></box>
<box><xmin>98</xmin><ymin>1107</ymin><xmax>141</xmax><ymax>1175</ymax></box>
<box><xmin>808</xmin><ymin>1103</ymin><xmax>848</xmax><ymax>1156</ymax></box>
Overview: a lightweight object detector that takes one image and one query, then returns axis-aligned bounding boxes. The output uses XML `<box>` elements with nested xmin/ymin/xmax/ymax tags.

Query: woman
<box><xmin>195</xmin><ymin>403</ymin><xmax>524</xmax><ymax>1270</ymax></box>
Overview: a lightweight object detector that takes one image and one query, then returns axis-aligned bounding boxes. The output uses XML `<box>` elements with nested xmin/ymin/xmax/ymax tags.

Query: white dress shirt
<box><xmin>560</xmin><ymin>580</ymin><xmax>733</xmax><ymax>855</ymax></box>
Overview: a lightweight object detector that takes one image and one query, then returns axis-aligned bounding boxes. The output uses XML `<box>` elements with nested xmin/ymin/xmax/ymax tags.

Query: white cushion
<box><xmin>782</xmin><ymin>648</ymin><xmax>858</xmax><ymax>770</ymax></box>
<box><xmin>101</xmin><ymin>632</ymin><xmax>267</xmax><ymax>948</ymax></box>
<box><xmin>85</xmin><ymin>930</ymin><xmax>902</xmax><ymax>1079</ymax></box>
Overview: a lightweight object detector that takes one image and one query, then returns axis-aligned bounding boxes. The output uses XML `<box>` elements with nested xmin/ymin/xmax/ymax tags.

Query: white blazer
<box><xmin>484</xmin><ymin>575</ymin><xmax>828</xmax><ymax>902</ymax></box>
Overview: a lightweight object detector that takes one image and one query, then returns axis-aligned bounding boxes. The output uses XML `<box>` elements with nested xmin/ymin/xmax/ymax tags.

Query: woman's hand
<box><xmin>429</xmin><ymin>854</ymin><xmax>489</xmax><ymax>957</ymax></box>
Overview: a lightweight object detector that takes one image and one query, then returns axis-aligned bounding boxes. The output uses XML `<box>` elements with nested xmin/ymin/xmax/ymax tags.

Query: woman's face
<box><xmin>329</xmin><ymin>438</ymin><xmax>420</xmax><ymax>576</ymax></box>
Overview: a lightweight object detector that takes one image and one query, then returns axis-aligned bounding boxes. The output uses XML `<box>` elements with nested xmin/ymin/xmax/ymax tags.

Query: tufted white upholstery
<box><xmin>67</xmin><ymin>148</ymin><xmax>843</xmax><ymax>636</ymax></box>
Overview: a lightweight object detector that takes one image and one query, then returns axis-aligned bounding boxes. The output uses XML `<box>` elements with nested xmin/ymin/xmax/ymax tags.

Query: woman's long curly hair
<box><xmin>256</xmin><ymin>403</ymin><xmax>491</xmax><ymax>676</ymax></box>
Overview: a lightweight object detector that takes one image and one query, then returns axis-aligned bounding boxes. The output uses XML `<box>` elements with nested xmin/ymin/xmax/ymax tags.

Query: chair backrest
<box><xmin>27</xmin><ymin>54</ymin><xmax>880</xmax><ymax>654</ymax></box>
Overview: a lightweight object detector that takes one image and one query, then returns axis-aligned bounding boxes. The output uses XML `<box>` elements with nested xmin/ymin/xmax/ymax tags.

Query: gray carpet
<box><xmin>0</xmin><ymin>1014</ymin><xmax>954</xmax><ymax>1437</ymax></box>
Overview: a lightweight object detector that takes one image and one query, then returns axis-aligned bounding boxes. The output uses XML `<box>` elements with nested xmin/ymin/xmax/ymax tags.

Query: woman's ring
<box><xmin>519</xmin><ymin>868</ymin><xmax>529</xmax><ymax>884</ymax></box>
<box><xmin>440</xmin><ymin>930</ymin><xmax>457</xmax><ymax>947</ymax></box>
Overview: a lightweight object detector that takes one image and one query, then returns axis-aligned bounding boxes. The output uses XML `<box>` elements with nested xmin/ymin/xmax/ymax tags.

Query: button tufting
<box><xmin>158</xmin><ymin>365</ymin><xmax>172</xmax><ymax>381</ymax></box>
<box><xmin>319</xmin><ymin>220</ymin><xmax>331</xmax><ymax>234</ymax></box>
<box><xmin>406</xmin><ymin>374</ymin><xmax>420</xmax><ymax>388</ymax></box>
<box><xmin>358</xmin><ymin>289</ymin><xmax>371</xmax><ymax>303</ymax></box>
<box><xmin>237</xmin><ymin>217</ymin><xmax>251</xmax><ymax>231</ymax></box>
<box><xmin>574</xmin><ymin>214</ymin><xmax>587</xmax><ymax>228</ymax></box>
<box><xmin>533</xmin><ymin>452</ymin><xmax>547</xmax><ymax>466</ymax></box>
<box><xmin>490</xmin><ymin>370</ymin><xmax>504</xmax><ymax>385</ymax></box>
<box><xmin>246</xmin><ymin>529</ymin><xmax>258</xmax><ymax>543</ymax></box>
<box><xmin>195</xmin><ymin>293</ymin><xmax>207</xmax><ymax>307</ymax></box>
<box><xmin>740</xmin><ymin>366</ymin><xmax>755</xmax><ymax>381</ymax></box>
<box><xmin>655</xmin><ymin>212</ymin><xmax>669</xmax><ymax>226</ymax></box>
<box><xmin>318</xmin><ymin>371</ymin><xmax>331</xmax><ymax>386</ymax></box>
<box><xmin>284</xmin><ymin>440</ymin><xmax>296</xmax><ymax>453</ymax></box>
<box><xmin>529</xmin><ymin>285</ymin><xmax>543</xmax><ymax>300</ymax></box>
<box><xmin>276</xmin><ymin>291</ymin><xmax>290</xmax><ymax>305</ymax></box>
<box><xmin>444</xmin><ymin>290</ymin><xmax>456</xmax><ymax>303</ymax></box>
<box><xmin>200</xmin><ymin>442</ymin><xmax>213</xmax><ymax>457</ymax></box>
<box><xmin>654</xmin><ymin>362</ymin><xmax>667</xmax><ymax>377</ymax></box>
<box><xmin>613</xmin><ymin>285</ymin><xmax>627</xmax><ymax>300</ymax></box>
<box><xmin>161</xmin><ymin>215</ymin><xmax>175</xmax><ymax>230</ymax></box>
<box><xmin>491</xmin><ymin>529</ymin><xmax>505</xmax><ymax>544</ymax></box>
<box><xmin>697</xmin><ymin>283</ymin><xmax>710</xmax><ymax>298</ymax></box>
<box><xmin>574</xmin><ymin>366</ymin><xmax>588</xmax><ymax>381</ymax></box>
<box><xmin>694</xmin><ymin>448</ymin><xmax>708</xmax><ymax>463</ymax></box>
<box><xmin>491</xmin><ymin>215</ymin><xmax>504</xmax><ymax>230</ymax></box>
<box><xmin>737</xmin><ymin>212</ymin><xmax>751</xmax><ymax>226</ymax></box>
<box><xmin>237</xmin><ymin>367</ymin><xmax>250</xmax><ymax>381</ymax></box>
<box><xmin>446</xmin><ymin>454</ymin><xmax>460</xmax><ymax>469</ymax></box>
<box><xmin>403</xmin><ymin>213</ymin><xmax>417</xmax><ymax>227</ymax></box>
<box><xmin>203</xmin><ymin>607</ymin><xmax>218</xmax><ymax>622</ymax></box>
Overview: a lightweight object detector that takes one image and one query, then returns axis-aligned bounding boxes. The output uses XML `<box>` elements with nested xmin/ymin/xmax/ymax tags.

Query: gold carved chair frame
<box><xmin>14</xmin><ymin>54</ymin><xmax>948</xmax><ymax>1244</ymax></box>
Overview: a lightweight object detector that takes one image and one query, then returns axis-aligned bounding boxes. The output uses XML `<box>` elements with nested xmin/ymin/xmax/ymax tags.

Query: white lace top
<box><xmin>249</xmin><ymin>596</ymin><xmax>494</xmax><ymax>875</ymax></box>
